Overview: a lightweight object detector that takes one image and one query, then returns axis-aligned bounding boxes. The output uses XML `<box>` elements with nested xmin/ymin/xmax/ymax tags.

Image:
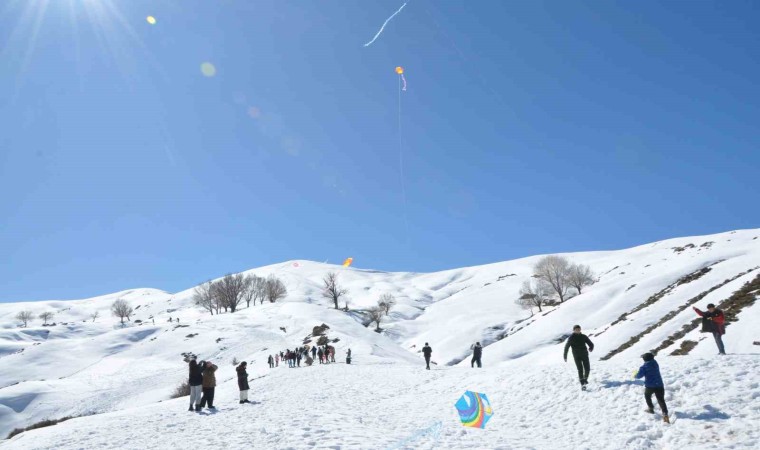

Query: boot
<box><xmin>239</xmin><ymin>400</ymin><xmax>244</xmax><ymax>404</ymax></box>
<box><xmin>645</xmin><ymin>408</ymin><xmax>654</xmax><ymax>414</ymax></box>
<box><xmin>195</xmin><ymin>405</ymin><xmax>201</xmax><ymax>412</ymax></box>
<box><xmin>188</xmin><ymin>406</ymin><xmax>194</xmax><ymax>412</ymax></box>
<box><xmin>663</xmin><ymin>415</ymin><xmax>670</xmax><ymax>424</ymax></box>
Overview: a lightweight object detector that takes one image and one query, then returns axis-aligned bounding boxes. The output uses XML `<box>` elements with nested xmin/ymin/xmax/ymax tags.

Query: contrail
<box><xmin>364</xmin><ymin>2</ymin><xmax>407</xmax><ymax>47</ymax></box>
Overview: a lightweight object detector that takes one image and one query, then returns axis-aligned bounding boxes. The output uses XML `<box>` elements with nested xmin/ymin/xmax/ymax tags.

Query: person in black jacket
<box><xmin>563</xmin><ymin>325</ymin><xmax>594</xmax><ymax>389</ymax></box>
<box><xmin>312</xmin><ymin>346</ymin><xmax>317</xmax><ymax>359</ymax></box>
<box><xmin>422</xmin><ymin>343</ymin><xmax>433</xmax><ymax>370</ymax></box>
<box><xmin>237</xmin><ymin>361</ymin><xmax>250</xmax><ymax>404</ymax></box>
<box><xmin>188</xmin><ymin>357</ymin><xmax>203</xmax><ymax>412</ymax></box>
<box><xmin>471</xmin><ymin>342</ymin><xmax>483</xmax><ymax>368</ymax></box>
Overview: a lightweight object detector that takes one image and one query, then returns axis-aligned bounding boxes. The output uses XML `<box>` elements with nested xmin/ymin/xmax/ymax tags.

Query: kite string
<box><xmin>398</xmin><ymin>75</ymin><xmax>410</xmax><ymax>243</ymax></box>
<box><xmin>364</xmin><ymin>2</ymin><xmax>408</xmax><ymax>47</ymax></box>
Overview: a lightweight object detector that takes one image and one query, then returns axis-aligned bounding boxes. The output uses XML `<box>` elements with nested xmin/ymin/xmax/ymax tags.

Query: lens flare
<box><xmin>200</xmin><ymin>62</ymin><xmax>217</xmax><ymax>77</ymax></box>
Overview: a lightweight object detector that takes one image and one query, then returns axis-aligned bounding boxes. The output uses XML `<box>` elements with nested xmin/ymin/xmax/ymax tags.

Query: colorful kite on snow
<box><xmin>455</xmin><ymin>391</ymin><xmax>493</xmax><ymax>429</ymax></box>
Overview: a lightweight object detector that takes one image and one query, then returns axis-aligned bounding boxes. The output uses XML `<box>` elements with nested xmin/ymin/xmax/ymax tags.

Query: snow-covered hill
<box><xmin>1</xmin><ymin>228</ymin><xmax>759</xmax><ymax>449</ymax></box>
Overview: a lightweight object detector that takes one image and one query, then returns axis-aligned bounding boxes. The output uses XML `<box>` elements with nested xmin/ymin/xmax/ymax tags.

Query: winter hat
<box><xmin>641</xmin><ymin>352</ymin><xmax>654</xmax><ymax>362</ymax></box>
<box><xmin>573</xmin><ymin>325</ymin><xmax>581</xmax><ymax>330</ymax></box>
<box><xmin>190</xmin><ymin>355</ymin><xmax>197</xmax><ymax>361</ymax></box>
<box><xmin>707</xmin><ymin>303</ymin><xmax>716</xmax><ymax>308</ymax></box>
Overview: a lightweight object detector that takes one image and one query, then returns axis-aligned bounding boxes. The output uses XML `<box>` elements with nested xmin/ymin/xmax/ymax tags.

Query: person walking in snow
<box><xmin>297</xmin><ymin>351</ymin><xmax>302</xmax><ymax>367</ymax></box>
<box><xmin>318</xmin><ymin>348</ymin><xmax>324</xmax><ymax>364</ymax></box>
<box><xmin>237</xmin><ymin>361</ymin><xmax>250</xmax><ymax>404</ymax></box>
<box><xmin>329</xmin><ymin>346</ymin><xmax>336</xmax><ymax>363</ymax></box>
<box><xmin>188</xmin><ymin>356</ymin><xmax>203</xmax><ymax>412</ymax></box>
<box><xmin>694</xmin><ymin>303</ymin><xmax>726</xmax><ymax>355</ymax></box>
<box><xmin>346</xmin><ymin>348</ymin><xmax>352</xmax><ymax>365</ymax></box>
<box><xmin>199</xmin><ymin>360</ymin><xmax>218</xmax><ymax>409</ymax></box>
<box><xmin>635</xmin><ymin>353</ymin><xmax>669</xmax><ymax>423</ymax></box>
<box><xmin>471</xmin><ymin>342</ymin><xmax>483</xmax><ymax>368</ymax></box>
<box><xmin>422</xmin><ymin>343</ymin><xmax>433</xmax><ymax>370</ymax></box>
<box><xmin>312</xmin><ymin>346</ymin><xmax>317</xmax><ymax>360</ymax></box>
<box><xmin>268</xmin><ymin>354</ymin><xmax>274</xmax><ymax>369</ymax></box>
<box><xmin>275</xmin><ymin>353</ymin><xmax>279</xmax><ymax>367</ymax></box>
<box><xmin>564</xmin><ymin>325</ymin><xmax>594</xmax><ymax>390</ymax></box>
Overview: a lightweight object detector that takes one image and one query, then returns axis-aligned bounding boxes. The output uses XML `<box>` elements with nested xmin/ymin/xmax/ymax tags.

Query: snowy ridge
<box><xmin>0</xmin><ymin>228</ymin><xmax>759</xmax><ymax>449</ymax></box>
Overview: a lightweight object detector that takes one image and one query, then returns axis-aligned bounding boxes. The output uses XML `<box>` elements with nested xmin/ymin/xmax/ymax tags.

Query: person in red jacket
<box><xmin>694</xmin><ymin>303</ymin><xmax>726</xmax><ymax>355</ymax></box>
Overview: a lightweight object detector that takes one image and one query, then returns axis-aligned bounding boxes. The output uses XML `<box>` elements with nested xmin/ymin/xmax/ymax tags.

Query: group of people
<box><xmin>266</xmin><ymin>344</ymin><xmax>345</xmax><ymax>369</ymax></box>
<box><xmin>187</xmin><ymin>357</ymin><xmax>218</xmax><ymax>411</ymax></box>
<box><xmin>559</xmin><ymin>304</ymin><xmax>727</xmax><ymax>424</ymax></box>
<box><xmin>185</xmin><ymin>303</ymin><xmax>727</xmax><ymax>421</ymax></box>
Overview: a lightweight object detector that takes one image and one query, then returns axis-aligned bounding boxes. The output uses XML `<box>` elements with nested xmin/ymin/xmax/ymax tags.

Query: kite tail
<box><xmin>401</xmin><ymin>73</ymin><xmax>407</xmax><ymax>91</ymax></box>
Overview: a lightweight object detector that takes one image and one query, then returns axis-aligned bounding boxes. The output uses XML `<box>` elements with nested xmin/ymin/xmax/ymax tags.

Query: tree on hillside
<box><xmin>265</xmin><ymin>275</ymin><xmax>287</xmax><ymax>303</ymax></box>
<box><xmin>38</xmin><ymin>311</ymin><xmax>54</xmax><ymax>325</ymax></box>
<box><xmin>568</xmin><ymin>263</ymin><xmax>595</xmax><ymax>295</ymax></box>
<box><xmin>212</xmin><ymin>273</ymin><xmax>247</xmax><ymax>313</ymax></box>
<box><xmin>534</xmin><ymin>255</ymin><xmax>572</xmax><ymax>303</ymax></box>
<box><xmin>111</xmin><ymin>299</ymin><xmax>133</xmax><ymax>325</ymax></box>
<box><xmin>378</xmin><ymin>293</ymin><xmax>396</xmax><ymax>316</ymax></box>
<box><xmin>16</xmin><ymin>311</ymin><xmax>33</xmax><ymax>328</ymax></box>
<box><xmin>516</xmin><ymin>279</ymin><xmax>552</xmax><ymax>315</ymax></box>
<box><xmin>90</xmin><ymin>311</ymin><xmax>100</xmax><ymax>322</ymax></box>
<box><xmin>322</xmin><ymin>272</ymin><xmax>349</xmax><ymax>309</ymax></box>
<box><xmin>367</xmin><ymin>306</ymin><xmax>384</xmax><ymax>332</ymax></box>
<box><xmin>193</xmin><ymin>281</ymin><xmax>216</xmax><ymax>315</ymax></box>
<box><xmin>243</xmin><ymin>275</ymin><xmax>267</xmax><ymax>307</ymax></box>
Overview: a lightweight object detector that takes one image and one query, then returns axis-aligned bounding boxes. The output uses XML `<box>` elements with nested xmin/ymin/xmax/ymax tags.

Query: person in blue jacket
<box><xmin>635</xmin><ymin>352</ymin><xmax>669</xmax><ymax>423</ymax></box>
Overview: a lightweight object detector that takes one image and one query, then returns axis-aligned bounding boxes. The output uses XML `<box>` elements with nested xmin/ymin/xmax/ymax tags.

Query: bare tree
<box><xmin>517</xmin><ymin>279</ymin><xmax>552</xmax><ymax>314</ymax></box>
<box><xmin>16</xmin><ymin>311</ymin><xmax>33</xmax><ymax>328</ymax></box>
<box><xmin>568</xmin><ymin>263</ymin><xmax>595</xmax><ymax>295</ymax></box>
<box><xmin>265</xmin><ymin>275</ymin><xmax>288</xmax><ymax>303</ymax></box>
<box><xmin>111</xmin><ymin>299</ymin><xmax>134</xmax><ymax>325</ymax></box>
<box><xmin>322</xmin><ymin>272</ymin><xmax>349</xmax><ymax>309</ymax></box>
<box><xmin>212</xmin><ymin>273</ymin><xmax>247</xmax><ymax>313</ymax></box>
<box><xmin>243</xmin><ymin>275</ymin><xmax>266</xmax><ymax>307</ymax></box>
<box><xmin>367</xmin><ymin>306</ymin><xmax>384</xmax><ymax>332</ymax></box>
<box><xmin>378</xmin><ymin>293</ymin><xmax>396</xmax><ymax>316</ymax></box>
<box><xmin>534</xmin><ymin>255</ymin><xmax>572</xmax><ymax>303</ymax></box>
<box><xmin>90</xmin><ymin>311</ymin><xmax>100</xmax><ymax>322</ymax></box>
<box><xmin>193</xmin><ymin>281</ymin><xmax>216</xmax><ymax>315</ymax></box>
<box><xmin>38</xmin><ymin>311</ymin><xmax>54</xmax><ymax>325</ymax></box>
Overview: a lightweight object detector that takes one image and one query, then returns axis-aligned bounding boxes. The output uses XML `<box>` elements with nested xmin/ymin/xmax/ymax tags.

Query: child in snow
<box><xmin>635</xmin><ymin>353</ymin><xmax>669</xmax><ymax>423</ymax></box>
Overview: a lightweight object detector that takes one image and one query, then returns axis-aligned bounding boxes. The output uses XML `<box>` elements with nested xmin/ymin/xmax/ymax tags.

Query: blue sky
<box><xmin>1</xmin><ymin>0</ymin><xmax>758</xmax><ymax>301</ymax></box>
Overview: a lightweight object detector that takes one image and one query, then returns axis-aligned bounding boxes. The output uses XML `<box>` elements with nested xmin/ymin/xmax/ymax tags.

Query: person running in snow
<box><xmin>199</xmin><ymin>360</ymin><xmax>218</xmax><ymax>409</ymax></box>
<box><xmin>422</xmin><ymin>343</ymin><xmax>433</xmax><ymax>370</ymax></box>
<box><xmin>237</xmin><ymin>361</ymin><xmax>250</xmax><ymax>404</ymax></box>
<box><xmin>564</xmin><ymin>325</ymin><xmax>594</xmax><ymax>389</ymax></box>
<box><xmin>471</xmin><ymin>342</ymin><xmax>483</xmax><ymax>368</ymax></box>
<box><xmin>694</xmin><ymin>303</ymin><xmax>726</xmax><ymax>355</ymax></box>
<box><xmin>635</xmin><ymin>353</ymin><xmax>669</xmax><ymax>423</ymax></box>
<box><xmin>188</xmin><ymin>356</ymin><xmax>203</xmax><ymax>412</ymax></box>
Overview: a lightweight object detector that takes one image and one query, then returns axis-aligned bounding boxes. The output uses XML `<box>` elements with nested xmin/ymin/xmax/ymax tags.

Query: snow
<box><xmin>0</xmin><ymin>228</ymin><xmax>758</xmax><ymax>448</ymax></box>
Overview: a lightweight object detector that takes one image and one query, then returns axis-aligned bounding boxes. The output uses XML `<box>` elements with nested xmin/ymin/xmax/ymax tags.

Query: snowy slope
<box><xmin>2</xmin><ymin>356</ymin><xmax>759</xmax><ymax>450</ymax></box>
<box><xmin>0</xmin><ymin>228</ymin><xmax>759</xmax><ymax>448</ymax></box>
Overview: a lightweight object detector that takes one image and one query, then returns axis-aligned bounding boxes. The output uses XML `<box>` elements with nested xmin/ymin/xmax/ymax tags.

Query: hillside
<box><xmin>1</xmin><ymin>228</ymin><xmax>759</xmax><ymax>449</ymax></box>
